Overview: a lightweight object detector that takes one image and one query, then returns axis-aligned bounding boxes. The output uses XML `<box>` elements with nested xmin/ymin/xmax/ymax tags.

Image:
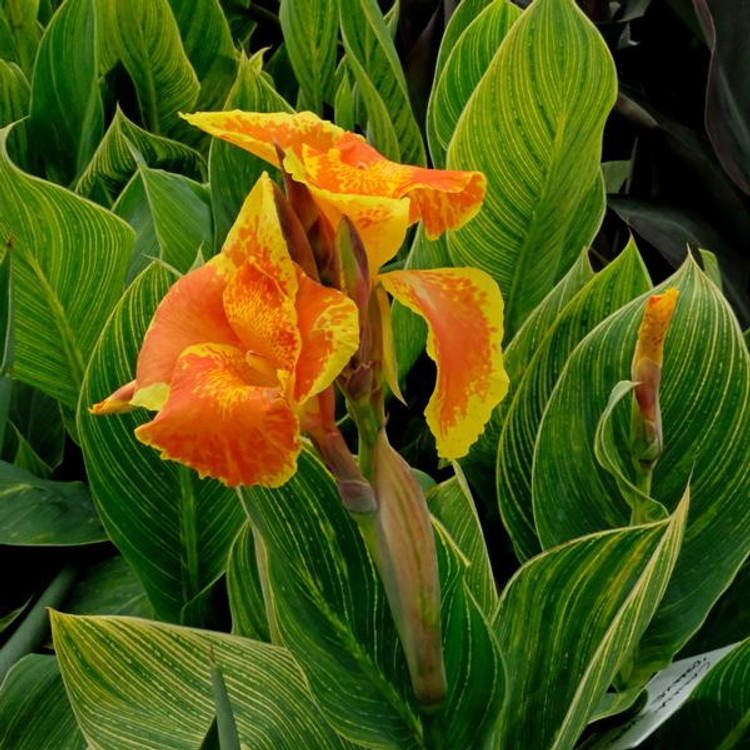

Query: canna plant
<box><xmin>0</xmin><ymin>0</ymin><xmax>748</xmax><ymax>749</ymax></box>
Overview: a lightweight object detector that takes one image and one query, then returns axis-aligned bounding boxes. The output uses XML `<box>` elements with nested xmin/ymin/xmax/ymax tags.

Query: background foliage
<box><xmin>0</xmin><ymin>1</ymin><xmax>748</xmax><ymax>748</ymax></box>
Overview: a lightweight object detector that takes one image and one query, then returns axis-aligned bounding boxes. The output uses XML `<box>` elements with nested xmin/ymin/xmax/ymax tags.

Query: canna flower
<box><xmin>92</xmin><ymin>174</ymin><xmax>359</xmax><ymax>487</ymax></box>
<box><xmin>181</xmin><ymin>110</ymin><xmax>486</xmax><ymax>273</ymax></box>
<box><xmin>183</xmin><ymin>110</ymin><xmax>508</xmax><ymax>460</ymax></box>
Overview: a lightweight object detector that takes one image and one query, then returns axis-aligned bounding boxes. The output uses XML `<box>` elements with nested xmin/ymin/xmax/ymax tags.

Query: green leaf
<box><xmin>0</xmin><ymin>126</ymin><xmax>133</xmax><ymax>408</ymax></box>
<box><xmin>650</xmin><ymin>637</ymin><xmax>750</xmax><ymax>749</ymax></box>
<box><xmin>594</xmin><ymin>380</ymin><xmax>669</xmax><ymax>521</ymax></box>
<box><xmin>243</xmin><ymin>450</ymin><xmax>503</xmax><ymax>748</ymax></box>
<box><xmin>460</xmin><ymin>248</ymin><xmax>595</xmax><ymax>503</ymax></box>
<box><xmin>168</xmin><ymin>0</ymin><xmax>237</xmax><ymax>111</ymax></box>
<box><xmin>241</xmin><ymin>451</ymin><xmax>421</xmax><ymax>748</ymax></box>
<box><xmin>113</xmin><ymin>166</ymin><xmax>213</xmax><ymax>283</ymax></box>
<box><xmin>7</xmin><ymin>382</ymin><xmax>65</xmax><ymax>471</ymax></box>
<box><xmin>431</xmin><ymin>522</ymin><xmax>505</xmax><ymax>749</ymax></box>
<box><xmin>78</xmin><ymin>265</ymin><xmax>244</xmax><ymax>623</ymax></box>
<box><xmin>280</xmin><ymin>0</ymin><xmax>338</xmax><ymax>112</ymax></box>
<box><xmin>426</xmin><ymin>0</ymin><xmax>520</xmax><ymax>167</ymax></box>
<box><xmin>446</xmin><ymin>0</ymin><xmax>617</xmax><ymax>337</ymax></box>
<box><xmin>494</xmin><ymin>240</ymin><xmax>650</xmax><ymax>559</ymax></box>
<box><xmin>99</xmin><ymin>0</ymin><xmax>200</xmax><ymax>137</ymax></box>
<box><xmin>28</xmin><ymin>0</ymin><xmax>103</xmax><ymax>185</ymax></box>
<box><xmin>0</xmin><ymin>655</ymin><xmax>86</xmax><ymax>750</ymax></box>
<box><xmin>0</xmin><ymin>1</ymin><xmax>41</xmax><ymax>77</ymax></box>
<box><xmin>334</xmin><ymin>61</ymin><xmax>357</xmax><ymax>131</ymax></box>
<box><xmin>0</xmin><ymin>461</ymin><xmax>106</xmax><ymax>545</ymax></box>
<box><xmin>63</xmin><ymin>556</ymin><xmax>152</xmax><ymax>618</ymax></box>
<box><xmin>207</xmin><ymin>657</ymin><xmax>241</xmax><ymax>750</ymax></box>
<box><xmin>492</xmin><ymin>490</ymin><xmax>688</xmax><ymax>750</ymax></box>
<box><xmin>602</xmin><ymin>159</ymin><xmax>631</xmax><ymax>193</ymax></box>
<box><xmin>76</xmin><ymin>107</ymin><xmax>205</xmax><ymax>206</ymax></box>
<box><xmin>209</xmin><ymin>51</ymin><xmax>293</xmax><ymax>248</ymax></box>
<box><xmin>225</xmin><ymin>522</ymin><xmax>271</xmax><ymax>641</ymax></box>
<box><xmin>432</xmin><ymin>0</ymin><xmax>490</xmax><ymax>87</ymax></box>
<box><xmin>699</xmin><ymin>247</ymin><xmax>723</xmax><ymax>289</ymax></box>
<box><xmin>50</xmin><ymin>612</ymin><xmax>354</xmax><ymax>749</ymax></box>
<box><xmin>339</xmin><ymin>0</ymin><xmax>425</xmax><ymax>165</ymax></box>
<box><xmin>533</xmin><ymin>258</ymin><xmax>750</xmax><ymax>675</ymax></box>
<box><xmin>426</xmin><ymin>471</ymin><xmax>497</xmax><ymax>615</ymax></box>
<box><xmin>0</xmin><ymin>60</ymin><xmax>30</xmax><ymax>168</ymax></box>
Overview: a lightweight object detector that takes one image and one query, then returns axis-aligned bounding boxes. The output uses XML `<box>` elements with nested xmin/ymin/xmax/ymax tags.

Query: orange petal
<box><xmin>90</xmin><ymin>380</ymin><xmax>137</xmax><ymax>415</ymax></box>
<box><xmin>293</xmin><ymin>269</ymin><xmax>360</xmax><ymax>404</ymax></box>
<box><xmin>221</xmin><ymin>172</ymin><xmax>297</xmax><ymax>297</ymax></box>
<box><xmin>299</xmin><ymin>142</ymin><xmax>486</xmax><ymax>239</ymax></box>
<box><xmin>284</xmin><ymin>149</ymin><xmax>410</xmax><ymax>271</ymax></box>
<box><xmin>379</xmin><ymin>269</ymin><xmax>508</xmax><ymax>459</ymax></box>
<box><xmin>135</xmin><ymin>256</ymin><xmax>241</xmax><ymax>405</ymax></box>
<box><xmin>222</xmin><ymin>261</ymin><xmax>300</xmax><ymax>377</ymax></box>
<box><xmin>633</xmin><ymin>288</ymin><xmax>679</xmax><ymax>368</ymax></box>
<box><xmin>136</xmin><ymin>343</ymin><xmax>299</xmax><ymax>487</ymax></box>
<box><xmin>181</xmin><ymin>110</ymin><xmax>349</xmax><ymax>165</ymax></box>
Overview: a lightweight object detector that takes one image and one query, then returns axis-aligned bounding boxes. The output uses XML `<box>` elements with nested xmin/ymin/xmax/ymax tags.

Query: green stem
<box><xmin>0</xmin><ymin>564</ymin><xmax>77</xmax><ymax>683</ymax></box>
<box><xmin>630</xmin><ymin>467</ymin><xmax>654</xmax><ymax>525</ymax></box>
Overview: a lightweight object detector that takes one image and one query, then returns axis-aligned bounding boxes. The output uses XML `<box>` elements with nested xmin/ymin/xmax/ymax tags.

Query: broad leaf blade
<box><xmin>50</xmin><ymin>612</ymin><xmax>353</xmax><ymax>750</ymax></box>
<box><xmin>0</xmin><ymin>654</ymin><xmax>86</xmax><ymax>750</ymax></box>
<box><xmin>114</xmin><ymin>166</ymin><xmax>213</xmax><ymax>282</ymax></box>
<box><xmin>339</xmin><ymin>0</ymin><xmax>425</xmax><ymax>165</ymax></box>
<box><xmin>78</xmin><ymin>265</ymin><xmax>244</xmax><ymax>623</ymax></box>
<box><xmin>497</xmin><ymin>241</ymin><xmax>651</xmax><ymax>559</ymax></box>
<box><xmin>0</xmin><ymin>461</ymin><xmax>106</xmax><ymax>546</ymax></box>
<box><xmin>426</xmin><ymin>0</ymin><xmax>520</xmax><ymax>167</ymax></box>
<box><xmin>28</xmin><ymin>0</ymin><xmax>103</xmax><ymax>185</ymax></box>
<box><xmin>533</xmin><ymin>258</ymin><xmax>750</xmax><ymax>674</ymax></box>
<box><xmin>76</xmin><ymin>107</ymin><xmax>205</xmax><ymax>206</ymax></box>
<box><xmin>280</xmin><ymin>0</ymin><xmax>338</xmax><ymax>112</ymax></box>
<box><xmin>446</xmin><ymin>0</ymin><xmax>617</xmax><ymax>337</ymax></box>
<box><xmin>0</xmin><ymin>126</ymin><xmax>133</xmax><ymax>408</ymax></box>
<box><xmin>493</xmin><ymin>491</ymin><xmax>688</xmax><ymax>750</ymax></box>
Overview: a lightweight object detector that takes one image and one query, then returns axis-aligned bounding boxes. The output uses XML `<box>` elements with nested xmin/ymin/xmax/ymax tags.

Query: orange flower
<box><xmin>92</xmin><ymin>174</ymin><xmax>359</xmax><ymax>487</ymax></box>
<box><xmin>182</xmin><ymin>111</ymin><xmax>507</xmax><ymax>460</ymax></box>
<box><xmin>181</xmin><ymin>110</ymin><xmax>486</xmax><ymax>272</ymax></box>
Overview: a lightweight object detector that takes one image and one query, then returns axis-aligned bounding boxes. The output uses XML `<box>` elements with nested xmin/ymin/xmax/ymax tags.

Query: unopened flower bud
<box><xmin>372</xmin><ymin>430</ymin><xmax>446</xmax><ymax>706</ymax></box>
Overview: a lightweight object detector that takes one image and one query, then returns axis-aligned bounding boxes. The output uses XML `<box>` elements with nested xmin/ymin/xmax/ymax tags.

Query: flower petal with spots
<box><xmin>135</xmin><ymin>343</ymin><xmax>300</xmax><ymax>488</ymax></box>
<box><xmin>379</xmin><ymin>268</ymin><xmax>508</xmax><ymax>459</ymax></box>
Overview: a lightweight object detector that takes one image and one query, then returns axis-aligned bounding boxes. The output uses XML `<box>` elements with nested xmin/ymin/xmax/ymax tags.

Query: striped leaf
<box><xmin>495</xmin><ymin>240</ymin><xmax>650</xmax><ymax>559</ymax></box>
<box><xmin>460</xmin><ymin>248</ymin><xmax>595</xmax><ymax>504</ymax></box>
<box><xmin>533</xmin><ymin>257</ymin><xmax>750</xmax><ymax>676</ymax></box>
<box><xmin>0</xmin><ymin>126</ymin><xmax>133</xmax><ymax>408</ymax></box>
<box><xmin>241</xmin><ymin>451</ymin><xmax>420</xmax><ymax>748</ymax></box>
<box><xmin>113</xmin><ymin>166</ymin><xmax>213</xmax><ymax>283</ymax></box>
<box><xmin>225</xmin><ymin>522</ymin><xmax>270</xmax><ymax>641</ymax></box>
<box><xmin>50</xmin><ymin>612</ymin><xmax>354</xmax><ymax>750</ymax></box>
<box><xmin>0</xmin><ymin>654</ymin><xmax>86</xmax><ymax>750</ymax></box>
<box><xmin>242</xmin><ymin>450</ymin><xmax>504</xmax><ymax>748</ymax></box>
<box><xmin>492</xmin><ymin>490</ymin><xmax>688</xmax><ymax>750</ymax></box>
<box><xmin>426</xmin><ymin>0</ymin><xmax>520</xmax><ymax>167</ymax></box>
<box><xmin>426</xmin><ymin>471</ymin><xmax>497</xmax><ymax>615</ymax></box>
<box><xmin>98</xmin><ymin>0</ymin><xmax>200</xmax><ymax>137</ymax></box>
<box><xmin>28</xmin><ymin>0</ymin><xmax>103</xmax><ymax>185</ymax></box>
<box><xmin>209</xmin><ymin>51</ymin><xmax>293</xmax><ymax>249</ymax></box>
<box><xmin>78</xmin><ymin>265</ymin><xmax>244</xmax><ymax>623</ymax></box>
<box><xmin>280</xmin><ymin>0</ymin><xmax>338</xmax><ymax>112</ymax></box>
<box><xmin>0</xmin><ymin>1</ymin><xmax>40</xmax><ymax>78</ymax></box>
<box><xmin>76</xmin><ymin>107</ymin><xmax>205</xmax><ymax>206</ymax></box>
<box><xmin>446</xmin><ymin>0</ymin><xmax>616</xmax><ymax>337</ymax></box>
<box><xmin>168</xmin><ymin>0</ymin><xmax>237</xmax><ymax>112</ymax></box>
<box><xmin>649</xmin><ymin>637</ymin><xmax>750</xmax><ymax>748</ymax></box>
<box><xmin>0</xmin><ymin>461</ymin><xmax>106</xmax><ymax>546</ymax></box>
<box><xmin>432</xmin><ymin>0</ymin><xmax>490</xmax><ymax>87</ymax></box>
<box><xmin>339</xmin><ymin>0</ymin><xmax>425</xmax><ymax>165</ymax></box>
<box><xmin>0</xmin><ymin>60</ymin><xmax>29</xmax><ymax>168</ymax></box>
